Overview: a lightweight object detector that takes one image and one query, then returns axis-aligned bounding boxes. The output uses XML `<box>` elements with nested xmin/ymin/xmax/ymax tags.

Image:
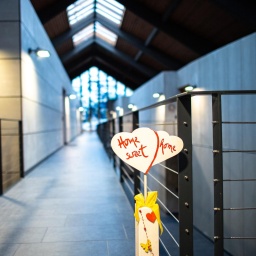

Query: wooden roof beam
<box><xmin>37</xmin><ymin>0</ymin><xmax>76</xmax><ymax>24</ymax></box>
<box><xmin>62</xmin><ymin>38</ymin><xmax>157</xmax><ymax>78</ymax></box>
<box><xmin>97</xmin><ymin>14</ymin><xmax>183</xmax><ymax>69</ymax></box>
<box><xmin>68</xmin><ymin>57</ymin><xmax>141</xmax><ymax>89</ymax></box>
<box><xmin>116</xmin><ymin>0</ymin><xmax>217</xmax><ymax>55</ymax></box>
<box><xmin>52</xmin><ymin>13</ymin><xmax>182</xmax><ymax>68</ymax></box>
<box><xmin>53</xmin><ymin>14</ymin><xmax>95</xmax><ymax>48</ymax></box>
<box><xmin>211</xmin><ymin>0</ymin><xmax>256</xmax><ymax>27</ymax></box>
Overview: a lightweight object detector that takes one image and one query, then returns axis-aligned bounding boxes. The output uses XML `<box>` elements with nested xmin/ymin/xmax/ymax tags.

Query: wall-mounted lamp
<box><xmin>132</xmin><ymin>105</ymin><xmax>138</xmax><ymax>111</ymax></box>
<box><xmin>179</xmin><ymin>84</ymin><xmax>197</xmax><ymax>93</ymax></box>
<box><xmin>153</xmin><ymin>92</ymin><xmax>165</xmax><ymax>101</ymax></box>
<box><xmin>128</xmin><ymin>103</ymin><xmax>134</xmax><ymax>109</ymax></box>
<box><xmin>128</xmin><ymin>104</ymin><xmax>137</xmax><ymax>111</ymax></box>
<box><xmin>28</xmin><ymin>47</ymin><xmax>50</xmax><ymax>58</ymax></box>
<box><xmin>115</xmin><ymin>106</ymin><xmax>124</xmax><ymax>116</ymax></box>
<box><xmin>110</xmin><ymin>111</ymin><xmax>117</xmax><ymax>118</ymax></box>
<box><xmin>185</xmin><ymin>85</ymin><xmax>197</xmax><ymax>92</ymax></box>
<box><xmin>69</xmin><ymin>94</ymin><xmax>77</xmax><ymax>100</ymax></box>
<box><xmin>152</xmin><ymin>92</ymin><xmax>162</xmax><ymax>98</ymax></box>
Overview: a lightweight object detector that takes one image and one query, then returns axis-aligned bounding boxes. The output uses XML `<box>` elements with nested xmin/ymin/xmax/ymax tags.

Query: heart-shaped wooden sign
<box><xmin>111</xmin><ymin>128</ymin><xmax>159</xmax><ymax>174</ymax></box>
<box><xmin>152</xmin><ymin>130</ymin><xmax>184</xmax><ymax>166</ymax></box>
<box><xmin>111</xmin><ymin>128</ymin><xmax>183</xmax><ymax>174</ymax></box>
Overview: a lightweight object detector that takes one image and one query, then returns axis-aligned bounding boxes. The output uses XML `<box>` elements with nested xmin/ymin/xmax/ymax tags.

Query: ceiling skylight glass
<box><xmin>73</xmin><ymin>24</ymin><xmax>94</xmax><ymax>46</ymax></box>
<box><xmin>67</xmin><ymin>0</ymin><xmax>94</xmax><ymax>25</ymax></box>
<box><xmin>67</xmin><ymin>0</ymin><xmax>125</xmax><ymax>46</ymax></box>
<box><xmin>96</xmin><ymin>0</ymin><xmax>125</xmax><ymax>25</ymax></box>
<box><xmin>95</xmin><ymin>22</ymin><xmax>117</xmax><ymax>45</ymax></box>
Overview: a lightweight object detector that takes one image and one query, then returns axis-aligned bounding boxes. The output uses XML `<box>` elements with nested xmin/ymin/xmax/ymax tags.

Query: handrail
<box><xmin>103</xmin><ymin>90</ymin><xmax>256</xmax><ymax>122</ymax></box>
<box><xmin>97</xmin><ymin>90</ymin><xmax>256</xmax><ymax>256</ymax></box>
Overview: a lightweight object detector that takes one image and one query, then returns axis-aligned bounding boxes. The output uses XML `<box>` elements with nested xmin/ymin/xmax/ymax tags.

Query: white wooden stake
<box><xmin>144</xmin><ymin>174</ymin><xmax>147</xmax><ymax>199</ymax></box>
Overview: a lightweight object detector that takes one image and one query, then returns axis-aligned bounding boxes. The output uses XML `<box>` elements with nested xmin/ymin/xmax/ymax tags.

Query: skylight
<box><xmin>95</xmin><ymin>22</ymin><xmax>117</xmax><ymax>45</ymax></box>
<box><xmin>67</xmin><ymin>0</ymin><xmax>125</xmax><ymax>46</ymax></box>
<box><xmin>73</xmin><ymin>23</ymin><xmax>94</xmax><ymax>46</ymax></box>
<box><xmin>67</xmin><ymin>0</ymin><xmax>94</xmax><ymax>25</ymax></box>
<box><xmin>96</xmin><ymin>0</ymin><xmax>125</xmax><ymax>25</ymax></box>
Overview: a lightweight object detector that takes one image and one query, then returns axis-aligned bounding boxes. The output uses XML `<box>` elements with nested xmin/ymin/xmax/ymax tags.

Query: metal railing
<box><xmin>97</xmin><ymin>90</ymin><xmax>256</xmax><ymax>256</ymax></box>
<box><xmin>0</xmin><ymin>119</ymin><xmax>23</xmax><ymax>195</ymax></box>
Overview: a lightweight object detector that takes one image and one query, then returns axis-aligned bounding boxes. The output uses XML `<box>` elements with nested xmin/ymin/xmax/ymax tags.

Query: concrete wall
<box><xmin>20</xmin><ymin>0</ymin><xmax>80</xmax><ymax>172</ymax></box>
<box><xmin>0</xmin><ymin>0</ymin><xmax>22</xmax><ymax>190</ymax></box>
<box><xmin>114</xmin><ymin>32</ymin><xmax>256</xmax><ymax>255</ymax></box>
<box><xmin>177</xmin><ymin>33</ymin><xmax>256</xmax><ymax>90</ymax></box>
<box><xmin>0</xmin><ymin>0</ymin><xmax>81</xmax><ymax>173</ymax></box>
<box><xmin>0</xmin><ymin>0</ymin><xmax>21</xmax><ymax>120</ymax></box>
<box><xmin>177</xmin><ymin>32</ymin><xmax>256</xmax><ymax>255</ymax></box>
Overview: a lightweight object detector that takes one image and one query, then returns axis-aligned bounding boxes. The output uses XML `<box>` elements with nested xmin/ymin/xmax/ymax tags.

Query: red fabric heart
<box><xmin>146</xmin><ymin>211</ymin><xmax>156</xmax><ymax>223</ymax></box>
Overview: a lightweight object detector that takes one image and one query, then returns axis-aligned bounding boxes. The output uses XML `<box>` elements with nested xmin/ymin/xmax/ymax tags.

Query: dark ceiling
<box><xmin>30</xmin><ymin>0</ymin><xmax>256</xmax><ymax>90</ymax></box>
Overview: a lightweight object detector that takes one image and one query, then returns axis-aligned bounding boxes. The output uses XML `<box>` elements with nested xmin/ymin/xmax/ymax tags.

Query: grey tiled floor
<box><xmin>0</xmin><ymin>132</ymin><xmax>135</xmax><ymax>256</ymax></box>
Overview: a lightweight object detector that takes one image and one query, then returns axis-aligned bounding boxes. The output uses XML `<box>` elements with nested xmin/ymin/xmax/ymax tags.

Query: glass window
<box><xmin>125</xmin><ymin>87</ymin><xmax>133</xmax><ymax>97</ymax></box>
<box><xmin>72</xmin><ymin>77</ymin><xmax>81</xmax><ymax>93</ymax></box>
<box><xmin>72</xmin><ymin>66</ymin><xmax>133</xmax><ymax>121</ymax></box>
<box><xmin>89</xmin><ymin>67</ymin><xmax>98</xmax><ymax>81</ymax></box>
<box><xmin>117</xmin><ymin>82</ymin><xmax>125</xmax><ymax>96</ymax></box>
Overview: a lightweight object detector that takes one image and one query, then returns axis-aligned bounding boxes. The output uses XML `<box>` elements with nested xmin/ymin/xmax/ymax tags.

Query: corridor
<box><xmin>0</xmin><ymin>132</ymin><xmax>135</xmax><ymax>256</ymax></box>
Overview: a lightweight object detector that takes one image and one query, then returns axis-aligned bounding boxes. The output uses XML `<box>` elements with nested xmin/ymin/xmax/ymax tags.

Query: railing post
<box><xmin>112</xmin><ymin>119</ymin><xmax>116</xmax><ymax>169</ymax></box>
<box><xmin>177</xmin><ymin>95</ymin><xmax>193</xmax><ymax>256</ymax></box>
<box><xmin>0</xmin><ymin>120</ymin><xmax>2</xmax><ymax>195</ymax></box>
<box><xmin>212</xmin><ymin>93</ymin><xmax>224</xmax><ymax>255</ymax></box>
<box><xmin>19</xmin><ymin>121</ymin><xmax>24</xmax><ymax>178</ymax></box>
<box><xmin>119</xmin><ymin>116</ymin><xmax>124</xmax><ymax>182</ymax></box>
<box><xmin>106</xmin><ymin>121</ymin><xmax>110</xmax><ymax>157</ymax></box>
<box><xmin>132</xmin><ymin>111</ymin><xmax>141</xmax><ymax>195</ymax></box>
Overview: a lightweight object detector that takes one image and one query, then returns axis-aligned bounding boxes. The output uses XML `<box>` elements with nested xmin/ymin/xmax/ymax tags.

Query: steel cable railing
<box><xmin>97</xmin><ymin>90</ymin><xmax>256</xmax><ymax>256</ymax></box>
<box><xmin>97</xmin><ymin>94</ymin><xmax>190</xmax><ymax>255</ymax></box>
<box><xmin>0</xmin><ymin>119</ymin><xmax>23</xmax><ymax>195</ymax></box>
